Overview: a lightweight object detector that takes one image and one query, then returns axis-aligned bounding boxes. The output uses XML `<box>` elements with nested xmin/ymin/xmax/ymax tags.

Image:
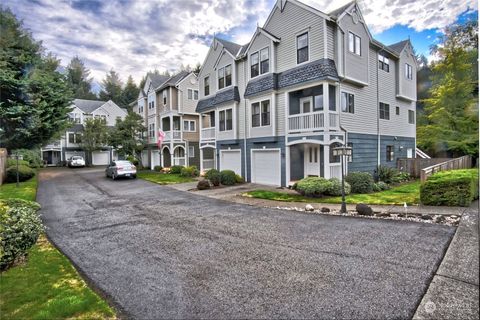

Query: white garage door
<box><xmin>220</xmin><ymin>150</ymin><xmax>241</xmax><ymax>175</ymax></box>
<box><xmin>251</xmin><ymin>149</ymin><xmax>281</xmax><ymax>186</ymax></box>
<box><xmin>65</xmin><ymin>151</ymin><xmax>85</xmax><ymax>161</ymax></box>
<box><xmin>92</xmin><ymin>151</ymin><xmax>110</xmax><ymax>165</ymax></box>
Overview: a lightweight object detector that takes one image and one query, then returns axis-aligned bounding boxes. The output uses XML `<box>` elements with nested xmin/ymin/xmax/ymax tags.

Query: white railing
<box><xmin>288</xmin><ymin>112</ymin><xmax>324</xmax><ymax>132</ymax></box>
<box><xmin>329</xmin><ymin>113</ymin><xmax>338</xmax><ymax>128</ymax></box>
<box><xmin>202</xmin><ymin>159</ymin><xmax>215</xmax><ymax>170</ymax></box>
<box><xmin>201</xmin><ymin>127</ymin><xmax>215</xmax><ymax>140</ymax></box>
<box><xmin>43</xmin><ymin>142</ymin><xmax>61</xmax><ymax>149</ymax></box>
<box><xmin>329</xmin><ymin>164</ymin><xmax>342</xmax><ymax>180</ymax></box>
<box><xmin>164</xmin><ymin>130</ymin><xmax>182</xmax><ymax>141</ymax></box>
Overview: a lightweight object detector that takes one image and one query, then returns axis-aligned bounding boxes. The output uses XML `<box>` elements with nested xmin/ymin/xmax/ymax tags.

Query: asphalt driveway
<box><xmin>37</xmin><ymin>167</ymin><xmax>455</xmax><ymax>319</ymax></box>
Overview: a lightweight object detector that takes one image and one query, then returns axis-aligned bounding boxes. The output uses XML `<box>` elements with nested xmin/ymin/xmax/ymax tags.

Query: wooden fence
<box><xmin>419</xmin><ymin>155</ymin><xmax>473</xmax><ymax>182</ymax></box>
<box><xmin>397</xmin><ymin>158</ymin><xmax>451</xmax><ymax>178</ymax></box>
<box><xmin>0</xmin><ymin>148</ymin><xmax>7</xmax><ymax>185</ymax></box>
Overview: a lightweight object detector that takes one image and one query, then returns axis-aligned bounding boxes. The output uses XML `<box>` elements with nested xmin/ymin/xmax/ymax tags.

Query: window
<box><xmin>138</xmin><ymin>104</ymin><xmax>143</xmax><ymax>113</ymax></box>
<box><xmin>204</xmin><ymin>76</ymin><xmax>210</xmax><ymax>96</ymax></box>
<box><xmin>405</xmin><ymin>63</ymin><xmax>413</xmax><ymax>80</ymax></box>
<box><xmin>68</xmin><ymin>133</ymin><xmax>82</xmax><ymax>144</ymax></box>
<box><xmin>218</xmin><ymin>64</ymin><xmax>232</xmax><ymax>90</ymax></box>
<box><xmin>348</xmin><ymin>32</ymin><xmax>361</xmax><ymax>55</ymax></box>
<box><xmin>95</xmin><ymin>115</ymin><xmax>107</xmax><ymax>122</ymax></box>
<box><xmin>341</xmin><ymin>92</ymin><xmax>354</xmax><ymax>113</ymax></box>
<box><xmin>297</xmin><ymin>32</ymin><xmax>309</xmax><ymax>64</ymax></box>
<box><xmin>148</xmin><ymin>101</ymin><xmax>154</xmax><ymax>109</ymax></box>
<box><xmin>379</xmin><ymin>102</ymin><xmax>390</xmax><ymax>120</ymax></box>
<box><xmin>251</xmin><ymin>100</ymin><xmax>270</xmax><ymax>127</ymax></box>
<box><xmin>219</xmin><ymin>109</ymin><xmax>233</xmax><ymax>131</ymax></box>
<box><xmin>396</xmin><ymin>106</ymin><xmax>400</xmax><ymax>115</ymax></box>
<box><xmin>378</xmin><ymin>54</ymin><xmax>389</xmax><ymax>72</ymax></box>
<box><xmin>183</xmin><ymin>120</ymin><xmax>196</xmax><ymax>132</ymax></box>
<box><xmin>69</xmin><ymin>113</ymin><xmax>81</xmax><ymax>123</ymax></box>
<box><xmin>148</xmin><ymin>123</ymin><xmax>155</xmax><ymax>139</ymax></box>
<box><xmin>250</xmin><ymin>48</ymin><xmax>269</xmax><ymax>78</ymax></box>
<box><xmin>193</xmin><ymin>90</ymin><xmax>198</xmax><ymax>100</ymax></box>
<box><xmin>408</xmin><ymin>110</ymin><xmax>415</xmax><ymax>124</ymax></box>
<box><xmin>163</xmin><ymin>91</ymin><xmax>167</xmax><ymax>105</ymax></box>
<box><xmin>386</xmin><ymin>145</ymin><xmax>394</xmax><ymax>162</ymax></box>
<box><xmin>188</xmin><ymin>146</ymin><xmax>195</xmax><ymax>158</ymax></box>
<box><xmin>329</xmin><ymin>85</ymin><xmax>336</xmax><ymax>111</ymax></box>
<box><xmin>188</xmin><ymin>89</ymin><xmax>193</xmax><ymax>100</ymax></box>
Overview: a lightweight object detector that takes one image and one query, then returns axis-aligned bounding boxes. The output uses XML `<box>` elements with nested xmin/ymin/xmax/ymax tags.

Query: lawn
<box><xmin>244</xmin><ymin>180</ymin><xmax>421</xmax><ymax>205</ymax></box>
<box><xmin>137</xmin><ymin>171</ymin><xmax>196</xmax><ymax>185</ymax></box>
<box><xmin>0</xmin><ymin>176</ymin><xmax>37</xmax><ymax>201</ymax></box>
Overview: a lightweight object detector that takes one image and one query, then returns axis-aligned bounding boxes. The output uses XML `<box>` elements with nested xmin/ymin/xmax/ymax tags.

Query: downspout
<box><xmin>243</xmin><ymin>58</ymin><xmax>248</xmax><ymax>180</ymax></box>
<box><xmin>376</xmin><ymin>51</ymin><xmax>381</xmax><ymax>168</ymax></box>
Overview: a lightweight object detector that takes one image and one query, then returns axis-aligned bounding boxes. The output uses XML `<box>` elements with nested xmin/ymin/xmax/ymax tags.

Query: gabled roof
<box><xmin>73</xmin><ymin>99</ymin><xmax>106</xmax><ymax>114</ymax></box>
<box><xmin>328</xmin><ymin>1</ymin><xmax>355</xmax><ymax>19</ymax></box>
<box><xmin>242</xmin><ymin>27</ymin><xmax>281</xmax><ymax>57</ymax></box>
<box><xmin>215</xmin><ymin>37</ymin><xmax>243</xmax><ymax>57</ymax></box>
<box><xmin>148</xmin><ymin>73</ymin><xmax>170</xmax><ymax>89</ymax></box>
<box><xmin>387</xmin><ymin>40</ymin><xmax>410</xmax><ymax>54</ymax></box>
<box><xmin>156</xmin><ymin>70</ymin><xmax>189</xmax><ymax>91</ymax></box>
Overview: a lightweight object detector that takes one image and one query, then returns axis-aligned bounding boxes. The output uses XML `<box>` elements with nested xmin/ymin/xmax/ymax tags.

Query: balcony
<box><xmin>164</xmin><ymin>130</ymin><xmax>182</xmax><ymax>141</ymax></box>
<box><xmin>201</xmin><ymin>127</ymin><xmax>215</xmax><ymax>141</ymax></box>
<box><xmin>288</xmin><ymin>112</ymin><xmax>339</xmax><ymax>133</ymax></box>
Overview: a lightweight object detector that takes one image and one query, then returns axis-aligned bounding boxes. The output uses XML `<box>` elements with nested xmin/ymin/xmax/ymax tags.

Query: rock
<box><xmin>435</xmin><ymin>216</ymin><xmax>446</xmax><ymax>223</ymax></box>
<box><xmin>421</xmin><ymin>215</ymin><xmax>433</xmax><ymax>220</ymax></box>
<box><xmin>376</xmin><ymin>212</ymin><xmax>391</xmax><ymax>217</ymax></box>
<box><xmin>321</xmin><ymin>207</ymin><xmax>330</xmax><ymax>213</ymax></box>
<box><xmin>305</xmin><ymin>204</ymin><xmax>314</xmax><ymax>212</ymax></box>
<box><xmin>356</xmin><ymin>203</ymin><xmax>373</xmax><ymax>216</ymax></box>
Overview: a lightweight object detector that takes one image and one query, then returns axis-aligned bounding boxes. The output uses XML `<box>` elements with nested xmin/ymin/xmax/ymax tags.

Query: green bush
<box><xmin>391</xmin><ymin>171</ymin><xmax>411</xmax><ymax>184</ymax></box>
<box><xmin>377</xmin><ymin>165</ymin><xmax>398</xmax><ymax>184</ymax></box>
<box><xmin>181</xmin><ymin>166</ymin><xmax>199</xmax><ymax>177</ymax></box>
<box><xmin>235</xmin><ymin>174</ymin><xmax>245</xmax><ymax>184</ymax></box>
<box><xmin>206</xmin><ymin>169</ymin><xmax>221</xmax><ymax>186</ymax></box>
<box><xmin>295</xmin><ymin>177</ymin><xmax>332</xmax><ymax>197</ymax></box>
<box><xmin>420</xmin><ymin>169</ymin><xmax>479</xmax><ymax>207</ymax></box>
<box><xmin>220</xmin><ymin>170</ymin><xmax>236</xmax><ymax>186</ymax></box>
<box><xmin>170</xmin><ymin>165</ymin><xmax>183</xmax><ymax>174</ymax></box>
<box><xmin>197</xmin><ymin>180</ymin><xmax>211</xmax><ymax>190</ymax></box>
<box><xmin>0</xmin><ymin>199</ymin><xmax>44</xmax><ymax>271</ymax></box>
<box><xmin>126</xmin><ymin>156</ymin><xmax>139</xmax><ymax>166</ymax></box>
<box><xmin>5</xmin><ymin>165</ymin><xmax>35</xmax><ymax>183</ymax></box>
<box><xmin>326</xmin><ymin>178</ymin><xmax>351</xmax><ymax>196</ymax></box>
<box><xmin>11</xmin><ymin>149</ymin><xmax>42</xmax><ymax>168</ymax></box>
<box><xmin>373</xmin><ymin>181</ymin><xmax>391</xmax><ymax>192</ymax></box>
<box><xmin>153</xmin><ymin>165</ymin><xmax>163</xmax><ymax>172</ymax></box>
<box><xmin>7</xmin><ymin>158</ymin><xmax>30</xmax><ymax>168</ymax></box>
<box><xmin>346</xmin><ymin>171</ymin><xmax>374</xmax><ymax>194</ymax></box>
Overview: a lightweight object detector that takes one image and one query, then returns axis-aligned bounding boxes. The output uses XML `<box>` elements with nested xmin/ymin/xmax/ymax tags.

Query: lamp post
<box><xmin>332</xmin><ymin>145</ymin><xmax>352</xmax><ymax>213</ymax></box>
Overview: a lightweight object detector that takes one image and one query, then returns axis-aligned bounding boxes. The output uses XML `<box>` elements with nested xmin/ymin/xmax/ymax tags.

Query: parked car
<box><xmin>67</xmin><ymin>156</ymin><xmax>85</xmax><ymax>168</ymax></box>
<box><xmin>105</xmin><ymin>160</ymin><xmax>137</xmax><ymax>180</ymax></box>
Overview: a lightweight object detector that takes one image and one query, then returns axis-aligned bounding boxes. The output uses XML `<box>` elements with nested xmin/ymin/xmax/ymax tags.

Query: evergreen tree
<box><xmin>99</xmin><ymin>69</ymin><xmax>123</xmax><ymax>105</ymax></box>
<box><xmin>193</xmin><ymin>62</ymin><xmax>201</xmax><ymax>74</ymax></box>
<box><xmin>108</xmin><ymin>112</ymin><xmax>146</xmax><ymax>165</ymax></box>
<box><xmin>0</xmin><ymin>7</ymin><xmax>72</xmax><ymax>150</ymax></box>
<box><xmin>121</xmin><ymin>75</ymin><xmax>139</xmax><ymax>109</ymax></box>
<box><xmin>66</xmin><ymin>56</ymin><xmax>97</xmax><ymax>100</ymax></box>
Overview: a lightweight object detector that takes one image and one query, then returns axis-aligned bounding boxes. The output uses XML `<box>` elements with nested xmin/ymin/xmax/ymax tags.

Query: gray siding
<box><xmin>398</xmin><ymin>48</ymin><xmax>417</xmax><ymax>100</ymax></box>
<box><xmin>276</xmin><ymin>92</ymin><xmax>285</xmax><ymax>136</ymax></box>
<box><xmin>236</xmin><ymin>60</ymin><xmax>246</xmax><ymax>139</ymax></box>
<box><xmin>327</xmin><ymin>22</ymin><xmax>335</xmax><ymax>60</ymax></box>
<box><xmin>198</xmin><ymin>44</ymin><xmax>223</xmax><ymax>100</ymax></box>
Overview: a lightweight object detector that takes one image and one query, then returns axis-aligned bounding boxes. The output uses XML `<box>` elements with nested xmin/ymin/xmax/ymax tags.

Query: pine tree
<box><xmin>99</xmin><ymin>69</ymin><xmax>123</xmax><ymax>105</ymax></box>
<box><xmin>66</xmin><ymin>56</ymin><xmax>97</xmax><ymax>100</ymax></box>
<box><xmin>121</xmin><ymin>75</ymin><xmax>139</xmax><ymax>109</ymax></box>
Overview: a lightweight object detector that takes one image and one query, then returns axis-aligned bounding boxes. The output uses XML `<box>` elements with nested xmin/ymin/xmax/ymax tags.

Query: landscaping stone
<box><xmin>376</xmin><ymin>212</ymin><xmax>391</xmax><ymax>217</ymax></box>
<box><xmin>421</xmin><ymin>215</ymin><xmax>433</xmax><ymax>220</ymax></box>
<box><xmin>321</xmin><ymin>207</ymin><xmax>330</xmax><ymax>213</ymax></box>
<box><xmin>356</xmin><ymin>203</ymin><xmax>373</xmax><ymax>216</ymax></box>
<box><xmin>305</xmin><ymin>204</ymin><xmax>314</xmax><ymax>212</ymax></box>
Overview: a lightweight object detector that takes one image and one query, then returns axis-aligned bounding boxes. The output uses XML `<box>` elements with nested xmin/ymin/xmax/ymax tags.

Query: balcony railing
<box><xmin>288</xmin><ymin>112</ymin><xmax>324</xmax><ymax>132</ymax></box>
<box><xmin>201</xmin><ymin>127</ymin><xmax>215</xmax><ymax>140</ymax></box>
<box><xmin>164</xmin><ymin>130</ymin><xmax>182</xmax><ymax>141</ymax></box>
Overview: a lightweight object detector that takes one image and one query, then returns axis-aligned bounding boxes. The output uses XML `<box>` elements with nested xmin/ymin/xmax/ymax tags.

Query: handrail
<box><xmin>420</xmin><ymin>155</ymin><xmax>472</xmax><ymax>182</ymax></box>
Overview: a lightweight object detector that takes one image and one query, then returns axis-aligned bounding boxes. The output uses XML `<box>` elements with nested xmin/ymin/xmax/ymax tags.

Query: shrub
<box><xmin>197</xmin><ymin>180</ymin><xmax>211</xmax><ymax>190</ymax></box>
<box><xmin>153</xmin><ymin>165</ymin><xmax>163</xmax><ymax>172</ymax></box>
<box><xmin>326</xmin><ymin>178</ymin><xmax>351</xmax><ymax>196</ymax></box>
<box><xmin>11</xmin><ymin>149</ymin><xmax>43</xmax><ymax>168</ymax></box>
<box><xmin>373</xmin><ymin>181</ymin><xmax>390</xmax><ymax>192</ymax></box>
<box><xmin>5</xmin><ymin>165</ymin><xmax>35</xmax><ymax>183</ymax></box>
<box><xmin>206</xmin><ymin>169</ymin><xmax>221</xmax><ymax>186</ymax></box>
<box><xmin>295</xmin><ymin>177</ymin><xmax>332</xmax><ymax>197</ymax></box>
<box><xmin>377</xmin><ymin>165</ymin><xmax>398</xmax><ymax>184</ymax></box>
<box><xmin>126</xmin><ymin>156</ymin><xmax>139</xmax><ymax>166</ymax></box>
<box><xmin>346</xmin><ymin>171</ymin><xmax>374</xmax><ymax>194</ymax></box>
<box><xmin>7</xmin><ymin>158</ymin><xmax>30</xmax><ymax>168</ymax></box>
<box><xmin>220</xmin><ymin>170</ymin><xmax>236</xmax><ymax>186</ymax></box>
<box><xmin>391</xmin><ymin>171</ymin><xmax>411</xmax><ymax>184</ymax></box>
<box><xmin>0</xmin><ymin>199</ymin><xmax>44</xmax><ymax>271</ymax></box>
<box><xmin>181</xmin><ymin>166</ymin><xmax>199</xmax><ymax>177</ymax></box>
<box><xmin>420</xmin><ymin>169</ymin><xmax>479</xmax><ymax>207</ymax></box>
<box><xmin>235</xmin><ymin>174</ymin><xmax>245</xmax><ymax>184</ymax></box>
<box><xmin>170</xmin><ymin>165</ymin><xmax>183</xmax><ymax>174</ymax></box>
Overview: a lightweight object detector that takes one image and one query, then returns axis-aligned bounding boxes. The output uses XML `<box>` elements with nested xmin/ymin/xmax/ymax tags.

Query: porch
<box><xmin>161</xmin><ymin>145</ymin><xmax>187</xmax><ymax>167</ymax></box>
<box><xmin>200</xmin><ymin>111</ymin><xmax>216</xmax><ymax>141</ymax></box>
<box><xmin>200</xmin><ymin>146</ymin><xmax>216</xmax><ymax>172</ymax></box>
<box><xmin>161</xmin><ymin>116</ymin><xmax>182</xmax><ymax>141</ymax></box>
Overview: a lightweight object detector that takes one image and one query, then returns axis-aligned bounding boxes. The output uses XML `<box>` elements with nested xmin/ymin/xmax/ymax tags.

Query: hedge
<box><xmin>6</xmin><ymin>165</ymin><xmax>35</xmax><ymax>183</ymax></box>
<box><xmin>420</xmin><ymin>169</ymin><xmax>479</xmax><ymax>207</ymax></box>
<box><xmin>206</xmin><ymin>169</ymin><xmax>221</xmax><ymax>186</ymax></box>
<box><xmin>346</xmin><ymin>171</ymin><xmax>374</xmax><ymax>194</ymax></box>
<box><xmin>220</xmin><ymin>170</ymin><xmax>236</xmax><ymax>186</ymax></box>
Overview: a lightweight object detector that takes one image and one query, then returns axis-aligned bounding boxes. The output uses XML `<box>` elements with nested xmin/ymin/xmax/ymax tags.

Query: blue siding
<box><xmin>216</xmin><ymin>139</ymin><xmax>246</xmax><ymax>177</ymax></box>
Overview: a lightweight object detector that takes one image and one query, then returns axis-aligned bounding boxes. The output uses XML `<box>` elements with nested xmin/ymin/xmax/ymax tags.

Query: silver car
<box><xmin>105</xmin><ymin>160</ymin><xmax>137</xmax><ymax>180</ymax></box>
<box><xmin>68</xmin><ymin>156</ymin><xmax>85</xmax><ymax>168</ymax></box>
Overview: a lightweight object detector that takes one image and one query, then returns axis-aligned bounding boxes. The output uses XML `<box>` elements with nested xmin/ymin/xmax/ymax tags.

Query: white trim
<box><xmin>183</xmin><ymin>119</ymin><xmax>196</xmax><ymax>132</ymax></box>
<box><xmin>249</xmin><ymin>96</ymin><xmax>272</xmax><ymax>129</ymax></box>
<box><xmin>213</xmin><ymin>49</ymin><xmax>235</xmax><ymax>70</ymax></box>
<box><xmin>175</xmin><ymin>72</ymin><xmax>198</xmax><ymax>87</ymax></box>
<box><xmin>219</xmin><ymin>149</ymin><xmax>242</xmax><ymax>174</ymax></box>
<box><xmin>216</xmin><ymin>63</ymin><xmax>233</xmax><ymax>91</ymax></box>
<box><xmin>286</xmin><ymin>138</ymin><xmax>324</xmax><ymax>146</ymax></box>
<box><xmin>217</xmin><ymin>106</ymin><xmax>234</xmax><ymax>132</ymax></box>
<box><xmin>263</xmin><ymin>0</ymin><xmax>331</xmax><ymax>29</ymax></box>
<box><xmin>323</xmin><ymin>19</ymin><xmax>328</xmax><ymax>59</ymax></box>
<box><xmin>248</xmin><ymin>45</ymin><xmax>271</xmax><ymax>81</ymax></box>
<box><xmin>250</xmin><ymin>148</ymin><xmax>282</xmax><ymax>186</ymax></box>
<box><xmin>295</xmin><ymin>28</ymin><xmax>311</xmax><ymax>66</ymax></box>
<box><xmin>243</xmin><ymin>27</ymin><xmax>280</xmax><ymax>57</ymax></box>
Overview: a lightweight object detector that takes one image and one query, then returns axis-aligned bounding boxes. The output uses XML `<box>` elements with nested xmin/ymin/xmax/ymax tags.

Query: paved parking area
<box><xmin>37</xmin><ymin>167</ymin><xmax>455</xmax><ymax>319</ymax></box>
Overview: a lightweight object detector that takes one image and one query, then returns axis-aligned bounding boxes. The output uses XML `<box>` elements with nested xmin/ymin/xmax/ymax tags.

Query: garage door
<box><xmin>92</xmin><ymin>151</ymin><xmax>110</xmax><ymax>165</ymax></box>
<box><xmin>65</xmin><ymin>151</ymin><xmax>85</xmax><ymax>161</ymax></box>
<box><xmin>220</xmin><ymin>150</ymin><xmax>241</xmax><ymax>175</ymax></box>
<box><xmin>251</xmin><ymin>149</ymin><xmax>281</xmax><ymax>186</ymax></box>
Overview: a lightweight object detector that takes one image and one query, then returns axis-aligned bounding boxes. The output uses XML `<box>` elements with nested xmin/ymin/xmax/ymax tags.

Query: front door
<box><xmin>304</xmin><ymin>144</ymin><xmax>320</xmax><ymax>177</ymax></box>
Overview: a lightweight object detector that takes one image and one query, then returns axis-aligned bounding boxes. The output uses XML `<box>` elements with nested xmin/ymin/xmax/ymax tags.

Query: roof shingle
<box><xmin>196</xmin><ymin>86</ymin><xmax>240</xmax><ymax>113</ymax></box>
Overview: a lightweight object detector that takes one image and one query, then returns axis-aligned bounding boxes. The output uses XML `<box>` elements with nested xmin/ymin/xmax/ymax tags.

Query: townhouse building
<box><xmin>41</xmin><ymin>99</ymin><xmax>127</xmax><ymax>166</ymax></box>
<box><xmin>196</xmin><ymin>0</ymin><xmax>417</xmax><ymax>186</ymax></box>
<box><xmin>135</xmin><ymin>71</ymin><xmax>201</xmax><ymax>169</ymax></box>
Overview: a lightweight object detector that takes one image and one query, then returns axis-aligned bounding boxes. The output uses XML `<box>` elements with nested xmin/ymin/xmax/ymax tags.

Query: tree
<box><xmin>99</xmin><ymin>69</ymin><xmax>123</xmax><ymax>106</ymax></box>
<box><xmin>81</xmin><ymin>117</ymin><xmax>108</xmax><ymax>166</ymax></box>
<box><xmin>108</xmin><ymin>112</ymin><xmax>146</xmax><ymax>165</ymax></box>
<box><xmin>121</xmin><ymin>75</ymin><xmax>139</xmax><ymax>110</ymax></box>
<box><xmin>192</xmin><ymin>62</ymin><xmax>201</xmax><ymax>74</ymax></box>
<box><xmin>0</xmin><ymin>7</ymin><xmax>73</xmax><ymax>150</ymax></box>
<box><xmin>66</xmin><ymin>56</ymin><xmax>97</xmax><ymax>100</ymax></box>
<box><xmin>417</xmin><ymin>21</ymin><xmax>478</xmax><ymax>158</ymax></box>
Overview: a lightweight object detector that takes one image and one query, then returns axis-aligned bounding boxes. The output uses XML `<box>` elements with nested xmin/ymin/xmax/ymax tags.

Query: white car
<box><xmin>105</xmin><ymin>160</ymin><xmax>137</xmax><ymax>180</ymax></box>
<box><xmin>68</xmin><ymin>156</ymin><xmax>85</xmax><ymax>168</ymax></box>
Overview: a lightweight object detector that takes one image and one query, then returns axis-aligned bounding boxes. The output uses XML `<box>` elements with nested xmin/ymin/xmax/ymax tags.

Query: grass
<box><xmin>244</xmin><ymin>180</ymin><xmax>421</xmax><ymax>205</ymax></box>
<box><xmin>0</xmin><ymin>236</ymin><xmax>115</xmax><ymax>320</ymax></box>
<box><xmin>137</xmin><ymin>170</ymin><xmax>196</xmax><ymax>185</ymax></box>
<box><xmin>0</xmin><ymin>176</ymin><xmax>37</xmax><ymax>201</ymax></box>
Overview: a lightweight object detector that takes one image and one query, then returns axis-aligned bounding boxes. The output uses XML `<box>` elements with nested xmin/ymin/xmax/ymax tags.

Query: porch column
<box><xmin>286</xmin><ymin>144</ymin><xmax>291</xmax><ymax>185</ymax></box>
<box><xmin>324</xmin><ymin>143</ymin><xmax>330</xmax><ymax>178</ymax></box>
<box><xmin>200</xmin><ymin>148</ymin><xmax>203</xmax><ymax>172</ymax></box>
<box><xmin>323</xmin><ymin>83</ymin><xmax>329</xmax><ymax>128</ymax></box>
<box><xmin>170</xmin><ymin>114</ymin><xmax>174</xmax><ymax>163</ymax></box>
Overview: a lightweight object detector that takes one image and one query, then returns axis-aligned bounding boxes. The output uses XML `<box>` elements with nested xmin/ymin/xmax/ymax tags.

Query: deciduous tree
<box><xmin>81</xmin><ymin>117</ymin><xmax>108</xmax><ymax>166</ymax></box>
<box><xmin>108</xmin><ymin>112</ymin><xmax>146</xmax><ymax>165</ymax></box>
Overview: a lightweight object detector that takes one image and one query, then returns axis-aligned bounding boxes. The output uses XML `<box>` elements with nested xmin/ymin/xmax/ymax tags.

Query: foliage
<box><xmin>121</xmin><ymin>75</ymin><xmax>139</xmax><ymax>109</ymax></box>
<box><xmin>295</xmin><ymin>177</ymin><xmax>332</xmax><ymax>197</ymax></box>
<box><xmin>99</xmin><ymin>69</ymin><xmax>123</xmax><ymax>106</ymax></box>
<box><xmin>10</xmin><ymin>149</ymin><xmax>43</xmax><ymax>168</ymax></box>
<box><xmin>417</xmin><ymin>20</ymin><xmax>478</xmax><ymax>158</ymax></box>
<box><xmin>181</xmin><ymin>166</ymin><xmax>199</xmax><ymax>177</ymax></box>
<box><xmin>81</xmin><ymin>118</ymin><xmax>108</xmax><ymax>165</ymax></box>
<box><xmin>197</xmin><ymin>180</ymin><xmax>211</xmax><ymax>190</ymax></box>
<box><xmin>66</xmin><ymin>56</ymin><xmax>97</xmax><ymax>100</ymax></box>
<box><xmin>373</xmin><ymin>181</ymin><xmax>390</xmax><ymax>192</ymax></box>
<box><xmin>235</xmin><ymin>174</ymin><xmax>245</xmax><ymax>184</ymax></box>
<box><xmin>376</xmin><ymin>165</ymin><xmax>398</xmax><ymax>184</ymax></box>
<box><xmin>170</xmin><ymin>165</ymin><xmax>183</xmax><ymax>174</ymax></box>
<box><xmin>326</xmin><ymin>178</ymin><xmax>351</xmax><ymax>196</ymax></box>
<box><xmin>137</xmin><ymin>171</ymin><xmax>195</xmax><ymax>185</ymax></box>
<box><xmin>391</xmin><ymin>171</ymin><xmax>411</xmax><ymax>184</ymax></box>
<box><xmin>345</xmin><ymin>172</ymin><xmax>374</xmax><ymax>194</ymax></box>
<box><xmin>7</xmin><ymin>158</ymin><xmax>29</xmax><ymax>167</ymax></box>
<box><xmin>5</xmin><ymin>165</ymin><xmax>35</xmax><ymax>183</ymax></box>
<box><xmin>126</xmin><ymin>155</ymin><xmax>139</xmax><ymax>166</ymax></box>
<box><xmin>0</xmin><ymin>176</ymin><xmax>37</xmax><ymax>202</ymax></box>
<box><xmin>0</xmin><ymin>199</ymin><xmax>43</xmax><ymax>270</ymax></box>
<box><xmin>0</xmin><ymin>8</ymin><xmax>73</xmax><ymax>150</ymax></box>
<box><xmin>206</xmin><ymin>169</ymin><xmax>221</xmax><ymax>186</ymax></box>
<box><xmin>220</xmin><ymin>170</ymin><xmax>236</xmax><ymax>186</ymax></box>
<box><xmin>153</xmin><ymin>165</ymin><xmax>163</xmax><ymax>172</ymax></box>
<box><xmin>108</xmin><ymin>112</ymin><xmax>146</xmax><ymax>164</ymax></box>
<box><xmin>420</xmin><ymin>169</ymin><xmax>479</xmax><ymax>207</ymax></box>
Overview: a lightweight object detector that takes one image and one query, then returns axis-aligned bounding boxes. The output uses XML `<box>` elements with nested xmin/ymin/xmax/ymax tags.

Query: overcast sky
<box><xmin>4</xmin><ymin>0</ymin><xmax>478</xmax><ymax>89</ymax></box>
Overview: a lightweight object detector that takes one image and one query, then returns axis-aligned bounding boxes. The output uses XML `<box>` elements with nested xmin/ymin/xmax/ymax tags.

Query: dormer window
<box><xmin>250</xmin><ymin>47</ymin><xmax>269</xmax><ymax>78</ymax></box>
<box><xmin>204</xmin><ymin>76</ymin><xmax>210</xmax><ymax>96</ymax></box>
<box><xmin>405</xmin><ymin>63</ymin><xmax>413</xmax><ymax>80</ymax></box>
<box><xmin>297</xmin><ymin>32</ymin><xmax>309</xmax><ymax>64</ymax></box>
<box><xmin>218</xmin><ymin>64</ymin><xmax>232</xmax><ymax>90</ymax></box>
<box><xmin>348</xmin><ymin>32</ymin><xmax>361</xmax><ymax>56</ymax></box>
<box><xmin>378</xmin><ymin>54</ymin><xmax>389</xmax><ymax>72</ymax></box>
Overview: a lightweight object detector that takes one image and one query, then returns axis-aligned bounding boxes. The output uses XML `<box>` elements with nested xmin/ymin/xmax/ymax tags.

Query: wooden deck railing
<box><xmin>420</xmin><ymin>155</ymin><xmax>473</xmax><ymax>182</ymax></box>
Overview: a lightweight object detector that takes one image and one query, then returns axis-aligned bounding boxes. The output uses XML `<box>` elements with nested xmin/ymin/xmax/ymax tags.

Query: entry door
<box><xmin>304</xmin><ymin>145</ymin><xmax>320</xmax><ymax>177</ymax></box>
